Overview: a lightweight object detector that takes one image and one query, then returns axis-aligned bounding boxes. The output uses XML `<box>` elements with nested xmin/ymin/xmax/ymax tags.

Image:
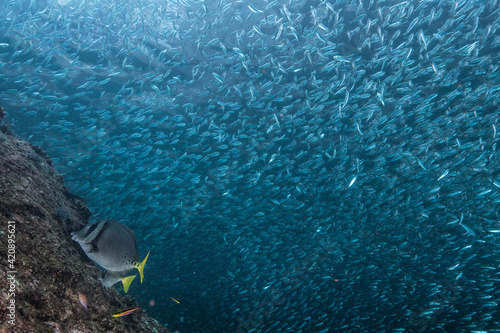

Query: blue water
<box><xmin>1</xmin><ymin>0</ymin><xmax>499</xmax><ymax>332</ymax></box>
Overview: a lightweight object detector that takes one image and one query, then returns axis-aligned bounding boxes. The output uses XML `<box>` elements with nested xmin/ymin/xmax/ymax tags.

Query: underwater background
<box><xmin>1</xmin><ymin>0</ymin><xmax>499</xmax><ymax>332</ymax></box>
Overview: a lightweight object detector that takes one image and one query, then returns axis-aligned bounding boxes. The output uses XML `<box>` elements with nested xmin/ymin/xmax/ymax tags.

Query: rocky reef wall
<box><xmin>0</xmin><ymin>107</ymin><xmax>169</xmax><ymax>333</ymax></box>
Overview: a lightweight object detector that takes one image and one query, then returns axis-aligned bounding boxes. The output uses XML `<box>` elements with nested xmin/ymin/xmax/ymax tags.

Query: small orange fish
<box><xmin>112</xmin><ymin>306</ymin><xmax>139</xmax><ymax>317</ymax></box>
<box><xmin>77</xmin><ymin>292</ymin><xmax>87</xmax><ymax>310</ymax></box>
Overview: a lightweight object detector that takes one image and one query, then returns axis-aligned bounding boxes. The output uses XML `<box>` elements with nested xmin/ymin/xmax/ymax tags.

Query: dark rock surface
<box><xmin>0</xmin><ymin>106</ymin><xmax>170</xmax><ymax>333</ymax></box>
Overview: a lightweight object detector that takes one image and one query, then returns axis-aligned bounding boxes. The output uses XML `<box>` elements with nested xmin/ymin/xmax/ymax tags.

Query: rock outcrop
<box><xmin>0</xmin><ymin>107</ymin><xmax>169</xmax><ymax>333</ymax></box>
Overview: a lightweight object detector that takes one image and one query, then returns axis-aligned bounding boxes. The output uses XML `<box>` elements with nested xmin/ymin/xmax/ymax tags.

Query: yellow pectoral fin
<box><xmin>121</xmin><ymin>275</ymin><xmax>136</xmax><ymax>293</ymax></box>
<box><xmin>136</xmin><ymin>251</ymin><xmax>150</xmax><ymax>283</ymax></box>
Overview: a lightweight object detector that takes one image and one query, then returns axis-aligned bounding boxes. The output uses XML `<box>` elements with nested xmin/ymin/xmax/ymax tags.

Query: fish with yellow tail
<box><xmin>71</xmin><ymin>220</ymin><xmax>150</xmax><ymax>291</ymax></box>
<box><xmin>99</xmin><ymin>271</ymin><xmax>137</xmax><ymax>293</ymax></box>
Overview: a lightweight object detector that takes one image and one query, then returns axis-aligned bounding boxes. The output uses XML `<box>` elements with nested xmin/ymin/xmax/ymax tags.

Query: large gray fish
<box><xmin>71</xmin><ymin>220</ymin><xmax>150</xmax><ymax>288</ymax></box>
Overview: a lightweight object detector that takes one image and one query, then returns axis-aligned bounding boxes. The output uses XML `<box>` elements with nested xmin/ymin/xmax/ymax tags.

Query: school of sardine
<box><xmin>1</xmin><ymin>0</ymin><xmax>499</xmax><ymax>331</ymax></box>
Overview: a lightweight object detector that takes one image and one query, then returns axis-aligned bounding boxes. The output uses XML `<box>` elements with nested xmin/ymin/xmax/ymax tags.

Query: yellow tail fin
<box><xmin>121</xmin><ymin>275</ymin><xmax>136</xmax><ymax>293</ymax></box>
<box><xmin>136</xmin><ymin>251</ymin><xmax>150</xmax><ymax>283</ymax></box>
